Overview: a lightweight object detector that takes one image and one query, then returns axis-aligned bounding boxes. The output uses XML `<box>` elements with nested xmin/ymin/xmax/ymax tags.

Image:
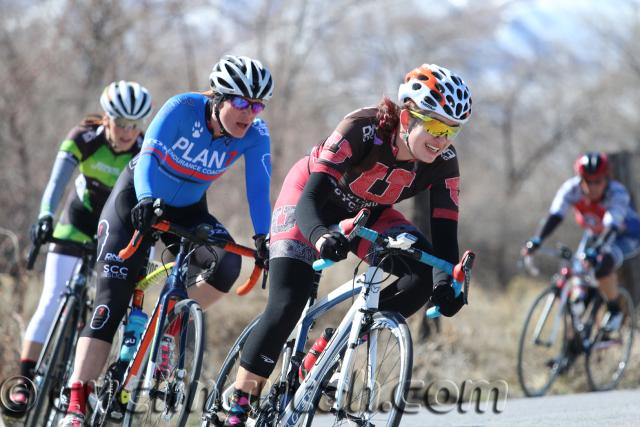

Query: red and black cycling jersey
<box><xmin>307</xmin><ymin>106</ymin><xmax>460</xmax><ymax>219</ymax></box>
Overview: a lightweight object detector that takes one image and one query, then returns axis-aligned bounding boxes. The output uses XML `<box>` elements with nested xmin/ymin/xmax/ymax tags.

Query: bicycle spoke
<box><xmin>308</xmin><ymin>312</ymin><xmax>412</xmax><ymax>427</ymax></box>
<box><xmin>585</xmin><ymin>288</ymin><xmax>635</xmax><ymax>391</ymax></box>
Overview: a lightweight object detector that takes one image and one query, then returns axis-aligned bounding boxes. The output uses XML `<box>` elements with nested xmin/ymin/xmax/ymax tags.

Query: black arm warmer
<box><xmin>537</xmin><ymin>214</ymin><xmax>563</xmax><ymax>241</ymax></box>
<box><xmin>295</xmin><ymin>172</ymin><xmax>334</xmax><ymax>245</ymax></box>
<box><xmin>430</xmin><ymin>217</ymin><xmax>459</xmax><ymax>287</ymax></box>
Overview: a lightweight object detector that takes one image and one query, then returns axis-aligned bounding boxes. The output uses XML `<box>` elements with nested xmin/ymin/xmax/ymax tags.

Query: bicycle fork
<box><xmin>533</xmin><ymin>284</ymin><xmax>570</xmax><ymax>347</ymax></box>
<box><xmin>333</xmin><ymin>265</ymin><xmax>383</xmax><ymax>414</ymax></box>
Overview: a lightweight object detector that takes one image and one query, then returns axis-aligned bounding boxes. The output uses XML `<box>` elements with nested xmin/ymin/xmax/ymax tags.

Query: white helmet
<box><xmin>100</xmin><ymin>80</ymin><xmax>153</xmax><ymax>120</ymax></box>
<box><xmin>397</xmin><ymin>64</ymin><xmax>472</xmax><ymax>125</ymax></box>
<box><xmin>209</xmin><ymin>55</ymin><xmax>274</xmax><ymax>101</ymax></box>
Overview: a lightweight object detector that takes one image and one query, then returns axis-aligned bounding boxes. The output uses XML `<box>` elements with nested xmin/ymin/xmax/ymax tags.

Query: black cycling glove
<box><xmin>318</xmin><ymin>231</ymin><xmax>350</xmax><ymax>262</ymax></box>
<box><xmin>253</xmin><ymin>233</ymin><xmax>269</xmax><ymax>269</ymax></box>
<box><xmin>430</xmin><ymin>281</ymin><xmax>465</xmax><ymax>317</ymax></box>
<box><xmin>30</xmin><ymin>215</ymin><xmax>53</xmax><ymax>245</ymax></box>
<box><xmin>131</xmin><ymin>198</ymin><xmax>161</xmax><ymax>233</ymax></box>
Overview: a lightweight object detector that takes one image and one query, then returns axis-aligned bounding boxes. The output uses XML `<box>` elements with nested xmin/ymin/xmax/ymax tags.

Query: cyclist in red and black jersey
<box><xmin>523</xmin><ymin>152</ymin><xmax>640</xmax><ymax>332</ymax></box>
<box><xmin>222</xmin><ymin>63</ymin><xmax>473</xmax><ymax>425</ymax></box>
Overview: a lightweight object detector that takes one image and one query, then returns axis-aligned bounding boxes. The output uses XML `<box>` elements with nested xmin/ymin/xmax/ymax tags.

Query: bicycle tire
<box><xmin>517</xmin><ymin>286</ymin><xmax>568</xmax><ymax>397</ymax></box>
<box><xmin>585</xmin><ymin>287</ymin><xmax>636</xmax><ymax>391</ymax></box>
<box><xmin>201</xmin><ymin>316</ymin><xmax>262</xmax><ymax>427</ymax></box>
<box><xmin>302</xmin><ymin>311</ymin><xmax>413</xmax><ymax>427</ymax></box>
<box><xmin>122</xmin><ymin>298</ymin><xmax>205</xmax><ymax>427</ymax></box>
<box><xmin>25</xmin><ymin>295</ymin><xmax>80</xmax><ymax>427</ymax></box>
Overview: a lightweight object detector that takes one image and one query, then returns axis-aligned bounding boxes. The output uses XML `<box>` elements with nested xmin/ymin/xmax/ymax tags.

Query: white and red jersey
<box><xmin>549</xmin><ymin>176</ymin><xmax>640</xmax><ymax>235</ymax></box>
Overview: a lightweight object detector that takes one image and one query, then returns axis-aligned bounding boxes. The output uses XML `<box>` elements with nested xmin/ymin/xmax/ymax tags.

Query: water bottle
<box><xmin>119</xmin><ymin>290</ymin><xmax>148</xmax><ymax>362</ymax></box>
<box><xmin>299</xmin><ymin>328</ymin><xmax>334</xmax><ymax>380</ymax></box>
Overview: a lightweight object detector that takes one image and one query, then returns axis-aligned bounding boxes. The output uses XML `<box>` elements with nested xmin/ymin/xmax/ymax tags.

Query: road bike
<box><xmin>517</xmin><ymin>230</ymin><xmax>635</xmax><ymax>397</ymax></box>
<box><xmin>23</xmin><ymin>234</ymin><xmax>97</xmax><ymax>427</ymax></box>
<box><xmin>202</xmin><ymin>208</ymin><xmax>475</xmax><ymax>427</ymax></box>
<box><xmin>87</xmin><ymin>214</ymin><xmax>264</xmax><ymax>427</ymax></box>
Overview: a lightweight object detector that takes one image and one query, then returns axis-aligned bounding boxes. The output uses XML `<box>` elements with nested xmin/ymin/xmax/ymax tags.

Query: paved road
<box><xmin>314</xmin><ymin>389</ymin><xmax>640</xmax><ymax>426</ymax></box>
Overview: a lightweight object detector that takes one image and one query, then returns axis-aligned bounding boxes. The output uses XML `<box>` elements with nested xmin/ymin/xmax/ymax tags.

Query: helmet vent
<box><xmin>424</xmin><ymin>96</ymin><xmax>437</xmax><ymax>108</ymax></box>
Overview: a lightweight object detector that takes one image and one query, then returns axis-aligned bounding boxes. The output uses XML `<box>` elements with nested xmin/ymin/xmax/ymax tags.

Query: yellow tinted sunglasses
<box><xmin>409</xmin><ymin>110</ymin><xmax>461</xmax><ymax>139</ymax></box>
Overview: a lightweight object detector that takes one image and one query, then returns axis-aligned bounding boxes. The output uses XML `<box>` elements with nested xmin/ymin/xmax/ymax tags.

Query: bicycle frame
<box><xmin>279</xmin><ymin>262</ymin><xmax>383</xmax><ymax>426</ymax></box>
<box><xmin>120</xmin><ymin>236</ymin><xmax>194</xmax><ymax>397</ymax></box>
<box><xmin>529</xmin><ymin>230</ymin><xmax>599</xmax><ymax>349</ymax></box>
<box><xmin>34</xmin><ymin>239</ymin><xmax>97</xmax><ymax>376</ymax></box>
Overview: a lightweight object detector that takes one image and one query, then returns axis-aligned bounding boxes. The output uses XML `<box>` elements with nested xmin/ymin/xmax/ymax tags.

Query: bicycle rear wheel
<box><xmin>585</xmin><ymin>287</ymin><xmax>635</xmax><ymax>391</ymax></box>
<box><xmin>122</xmin><ymin>299</ymin><xmax>205</xmax><ymax>427</ymax></box>
<box><xmin>517</xmin><ymin>286</ymin><xmax>568</xmax><ymax>397</ymax></box>
<box><xmin>25</xmin><ymin>295</ymin><xmax>80</xmax><ymax>427</ymax></box>
<box><xmin>304</xmin><ymin>311</ymin><xmax>413</xmax><ymax>427</ymax></box>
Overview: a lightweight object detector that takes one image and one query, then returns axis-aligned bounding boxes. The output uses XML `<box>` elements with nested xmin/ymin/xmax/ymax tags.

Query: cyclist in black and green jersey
<box><xmin>8</xmin><ymin>81</ymin><xmax>153</xmax><ymax>415</ymax></box>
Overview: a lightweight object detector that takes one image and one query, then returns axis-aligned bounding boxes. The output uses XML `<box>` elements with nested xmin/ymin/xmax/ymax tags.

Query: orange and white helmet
<box><xmin>398</xmin><ymin>64</ymin><xmax>472</xmax><ymax>125</ymax></box>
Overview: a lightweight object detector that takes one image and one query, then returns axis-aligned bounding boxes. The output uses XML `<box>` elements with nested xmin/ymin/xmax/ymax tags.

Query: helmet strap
<box><xmin>103</xmin><ymin>119</ymin><xmax>118</xmax><ymax>150</ymax></box>
<box><xmin>402</xmin><ymin>130</ymin><xmax>418</xmax><ymax>160</ymax></box>
<box><xmin>210</xmin><ymin>96</ymin><xmax>231</xmax><ymax>138</ymax></box>
<box><xmin>398</xmin><ymin>110</ymin><xmax>417</xmax><ymax>160</ymax></box>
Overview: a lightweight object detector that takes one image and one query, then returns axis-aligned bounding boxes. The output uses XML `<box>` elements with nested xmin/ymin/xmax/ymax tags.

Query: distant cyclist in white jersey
<box><xmin>523</xmin><ymin>152</ymin><xmax>640</xmax><ymax>332</ymax></box>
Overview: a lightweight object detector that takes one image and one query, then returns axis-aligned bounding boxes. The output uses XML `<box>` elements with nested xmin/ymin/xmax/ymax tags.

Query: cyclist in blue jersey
<box><xmin>3</xmin><ymin>81</ymin><xmax>152</xmax><ymax>418</ymax></box>
<box><xmin>59</xmin><ymin>55</ymin><xmax>274</xmax><ymax>427</ymax></box>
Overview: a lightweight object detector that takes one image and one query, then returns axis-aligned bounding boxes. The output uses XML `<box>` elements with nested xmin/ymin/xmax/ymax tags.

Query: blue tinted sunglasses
<box><xmin>229</xmin><ymin>96</ymin><xmax>266</xmax><ymax>114</ymax></box>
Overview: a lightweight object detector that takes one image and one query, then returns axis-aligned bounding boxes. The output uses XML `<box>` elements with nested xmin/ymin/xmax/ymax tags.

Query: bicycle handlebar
<box><xmin>520</xmin><ymin>244</ymin><xmax>574</xmax><ymax>278</ymax></box>
<box><xmin>311</xmin><ymin>208</ymin><xmax>476</xmax><ymax>318</ymax></box>
<box><xmin>118</xmin><ymin>220</ymin><xmax>264</xmax><ymax>296</ymax></box>
<box><xmin>27</xmin><ymin>236</ymin><xmax>96</xmax><ymax>270</ymax></box>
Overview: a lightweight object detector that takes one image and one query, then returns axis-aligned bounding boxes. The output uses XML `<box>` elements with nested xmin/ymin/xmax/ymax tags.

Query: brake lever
<box><xmin>461</xmin><ymin>252</ymin><xmax>475</xmax><ymax>304</ymax></box>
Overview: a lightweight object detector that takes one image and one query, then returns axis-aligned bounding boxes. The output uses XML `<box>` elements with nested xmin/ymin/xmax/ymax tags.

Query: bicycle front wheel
<box><xmin>304</xmin><ymin>311</ymin><xmax>413</xmax><ymax>427</ymax></box>
<box><xmin>517</xmin><ymin>286</ymin><xmax>568</xmax><ymax>397</ymax></box>
<box><xmin>585</xmin><ymin>287</ymin><xmax>635</xmax><ymax>391</ymax></box>
<box><xmin>201</xmin><ymin>316</ymin><xmax>261</xmax><ymax>427</ymax></box>
<box><xmin>123</xmin><ymin>299</ymin><xmax>205</xmax><ymax>427</ymax></box>
<box><xmin>25</xmin><ymin>294</ymin><xmax>80</xmax><ymax>427</ymax></box>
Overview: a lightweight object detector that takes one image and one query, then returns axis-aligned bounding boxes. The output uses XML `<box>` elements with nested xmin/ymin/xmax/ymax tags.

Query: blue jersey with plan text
<box><xmin>134</xmin><ymin>93</ymin><xmax>272</xmax><ymax>234</ymax></box>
